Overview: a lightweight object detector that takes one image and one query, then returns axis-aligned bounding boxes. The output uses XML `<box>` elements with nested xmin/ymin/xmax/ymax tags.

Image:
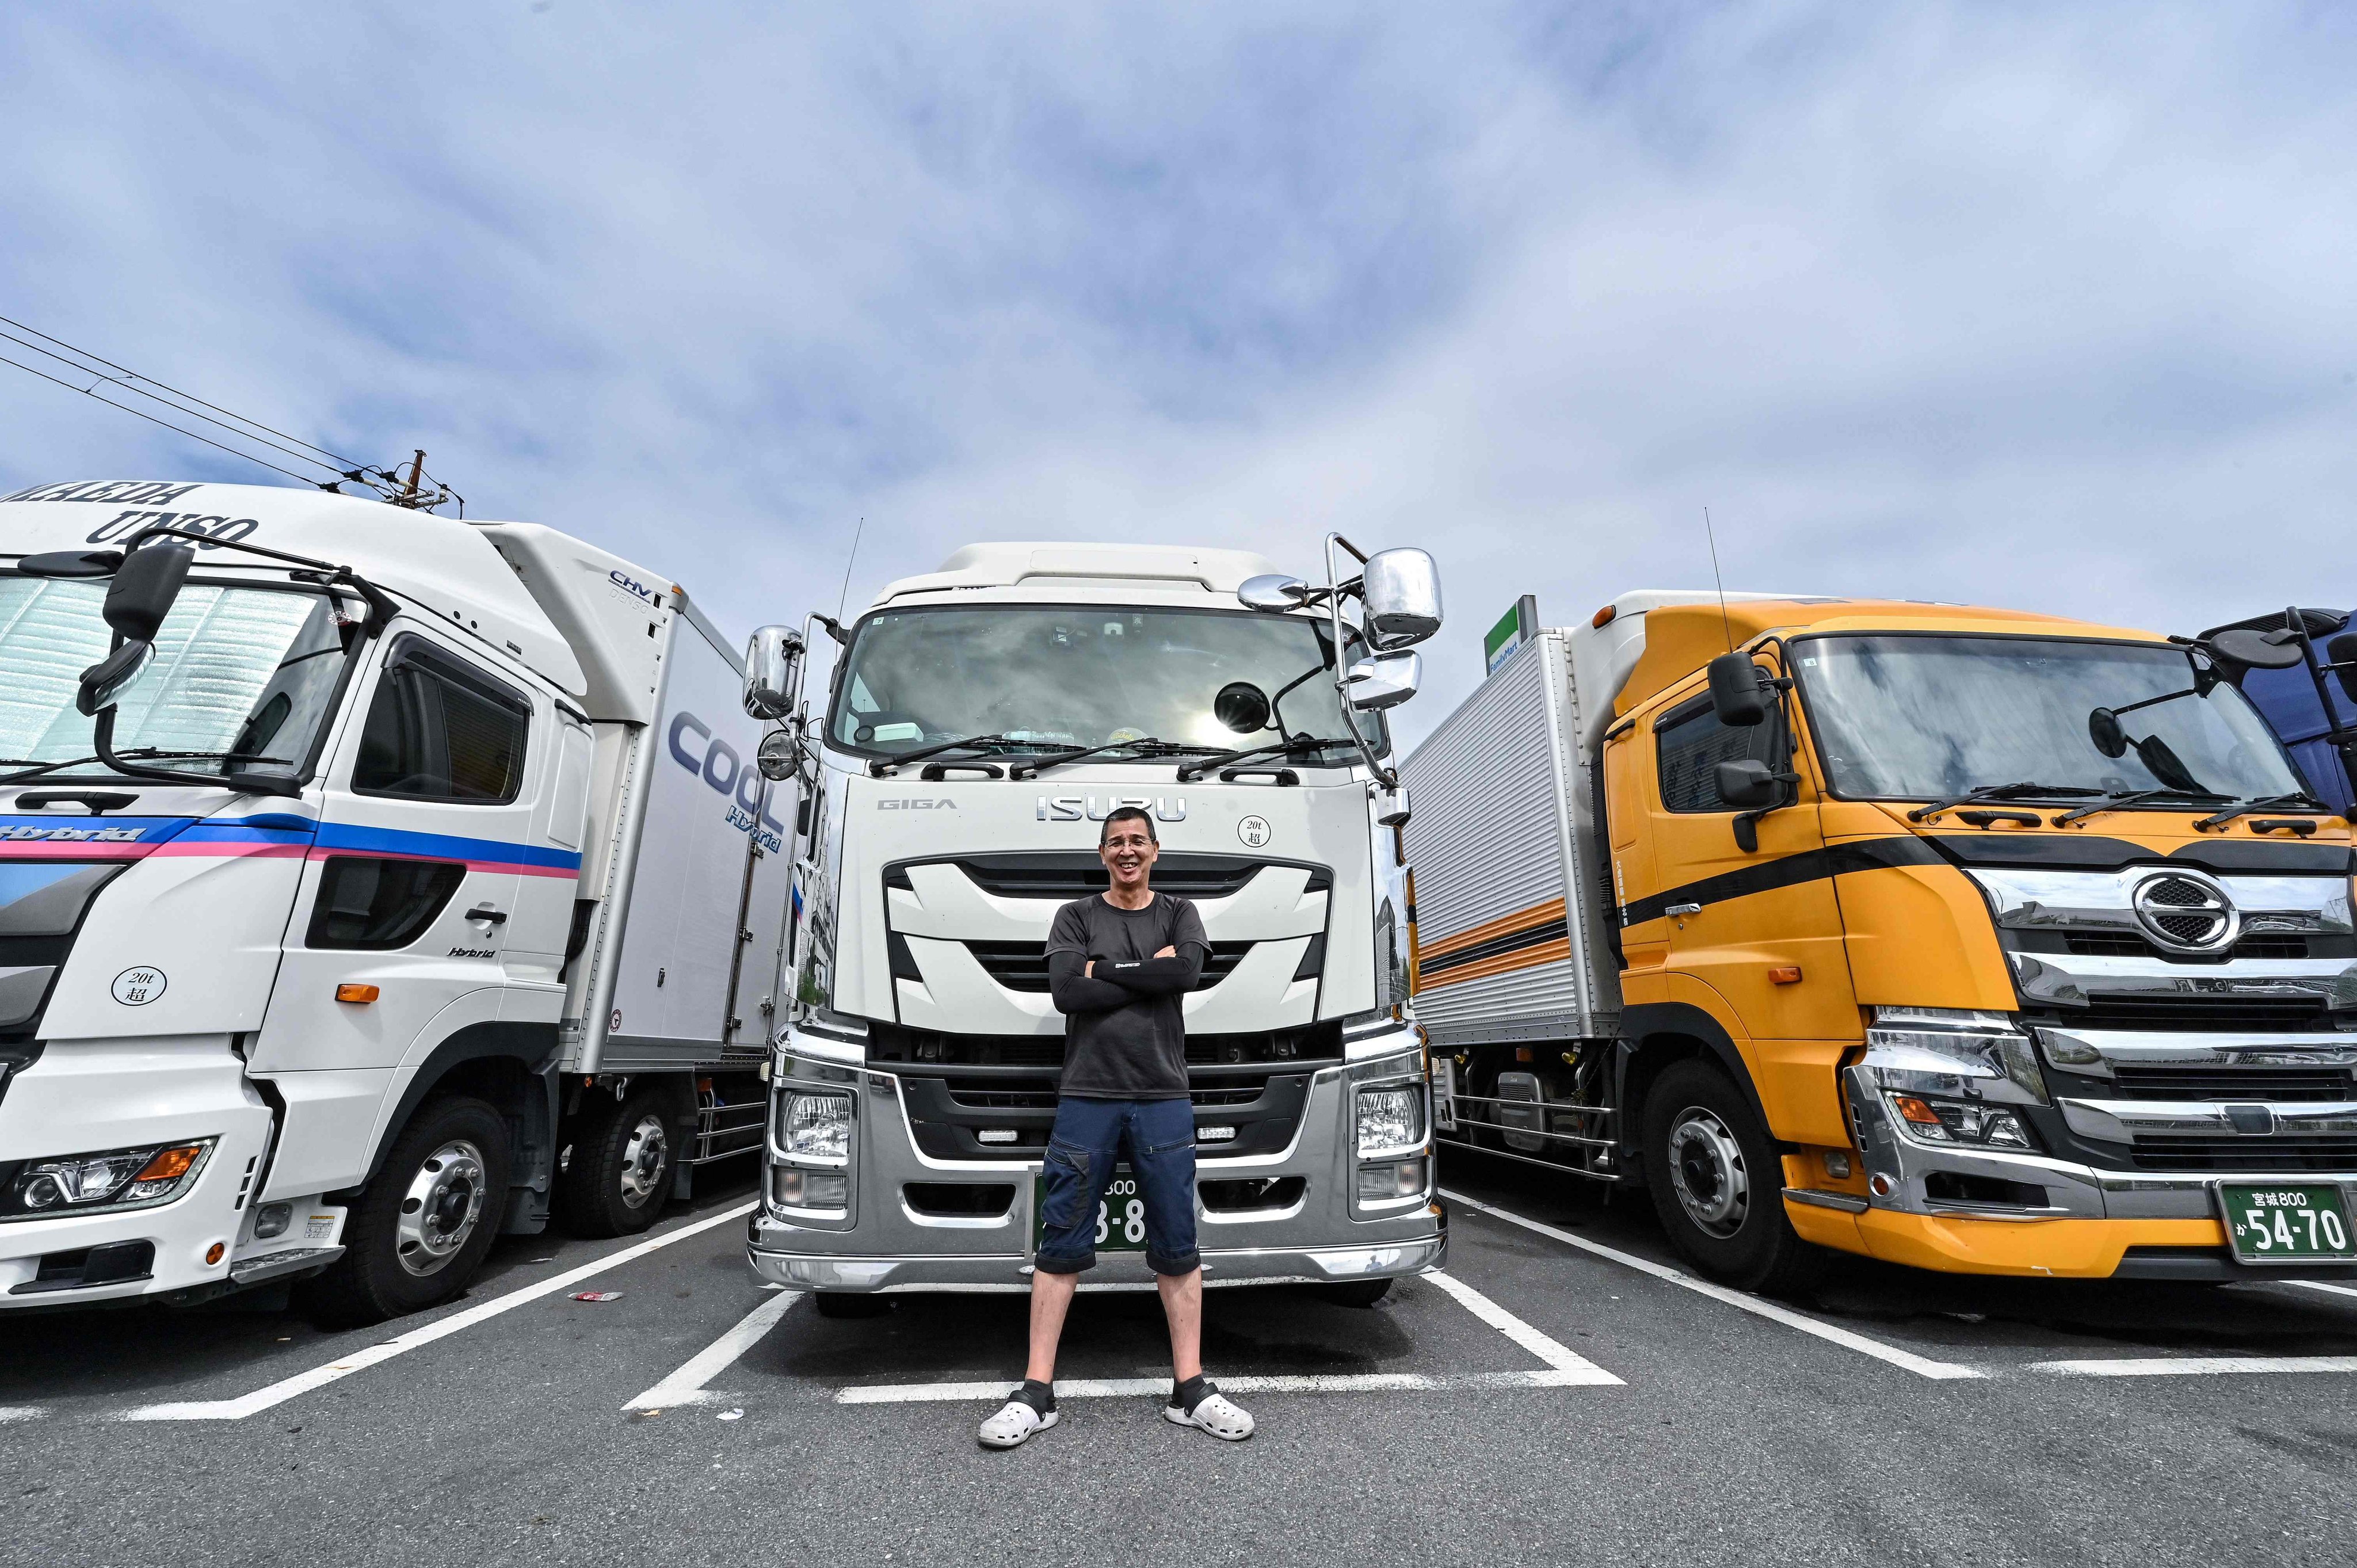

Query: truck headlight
<box><xmin>779</xmin><ymin>1093</ymin><xmax>852</xmax><ymax>1163</ymax></box>
<box><xmin>2</xmin><ymin>1139</ymin><xmax>214</xmax><ymax>1221</ymax></box>
<box><xmin>1355</xmin><ymin>1085</ymin><xmax>1424</xmax><ymax>1159</ymax></box>
<box><xmin>1865</xmin><ymin>1007</ymin><xmax>2046</xmax><ymax>1104</ymax></box>
<box><xmin>1886</xmin><ymin>1094</ymin><xmax>2036</xmax><ymax>1151</ymax></box>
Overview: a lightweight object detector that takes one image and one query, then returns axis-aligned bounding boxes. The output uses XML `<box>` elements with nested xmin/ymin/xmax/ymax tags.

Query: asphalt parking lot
<box><xmin>6</xmin><ymin>1153</ymin><xmax>2356</xmax><ymax>1568</ymax></box>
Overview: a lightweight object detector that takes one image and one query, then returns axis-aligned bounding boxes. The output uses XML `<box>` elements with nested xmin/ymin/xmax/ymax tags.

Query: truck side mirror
<box><xmin>1214</xmin><ymin>681</ymin><xmax>1272</xmax><ymax>733</ymax></box>
<box><xmin>2205</xmin><ymin>627</ymin><xmax>2305</xmax><ymax>670</ymax></box>
<box><xmin>75</xmin><ymin>641</ymin><xmax>155</xmax><ymax>716</ymax></box>
<box><xmin>1716</xmin><ymin>758</ymin><xmax>1776</xmax><ymax>808</ymax></box>
<box><xmin>1707</xmin><ymin>653</ymin><xmax>1766</xmax><ymax>727</ymax></box>
<box><xmin>2088</xmin><ymin>707</ymin><xmax>2129</xmax><ymax>758</ymax></box>
<box><xmin>1359</xmin><ymin>549</ymin><xmax>1443</xmax><ymax>651</ymax></box>
<box><xmin>743</xmin><ymin>624</ymin><xmax>804</xmax><ymax>720</ymax></box>
<box><xmin>102</xmin><ymin>540</ymin><xmax>194</xmax><ymax>644</ymax></box>
<box><xmin>2330</xmin><ymin>634</ymin><xmax>2357</xmax><ymax>704</ymax></box>
<box><xmin>1238</xmin><ymin>574</ymin><xmax>1310</xmax><ymax>613</ymax></box>
<box><xmin>756</xmin><ymin>726</ymin><xmax>800</xmax><ymax>783</ymax></box>
<box><xmin>1345</xmin><ymin>651</ymin><xmax>1421</xmax><ymax>711</ymax></box>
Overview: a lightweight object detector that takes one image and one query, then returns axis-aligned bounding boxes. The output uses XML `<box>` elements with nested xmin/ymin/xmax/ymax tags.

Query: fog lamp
<box><xmin>772</xmin><ymin>1167</ymin><xmax>850</xmax><ymax>1210</ymax></box>
<box><xmin>1356</xmin><ymin>1157</ymin><xmax>1428</xmax><ymax>1203</ymax></box>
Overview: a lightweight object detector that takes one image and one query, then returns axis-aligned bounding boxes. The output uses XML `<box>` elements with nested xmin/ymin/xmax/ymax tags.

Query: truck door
<box><xmin>1641</xmin><ymin>669</ymin><xmax>1856</xmax><ymax>1052</ymax></box>
<box><xmin>251</xmin><ymin>628</ymin><xmax>539</xmax><ymax>1197</ymax></box>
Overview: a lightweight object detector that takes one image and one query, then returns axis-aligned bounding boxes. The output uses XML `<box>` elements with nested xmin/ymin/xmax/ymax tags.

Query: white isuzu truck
<box><xmin>0</xmin><ymin>480</ymin><xmax>791</xmax><ymax>1322</ymax></box>
<box><xmin>741</xmin><ymin>538</ymin><xmax>1447</xmax><ymax>1314</ymax></box>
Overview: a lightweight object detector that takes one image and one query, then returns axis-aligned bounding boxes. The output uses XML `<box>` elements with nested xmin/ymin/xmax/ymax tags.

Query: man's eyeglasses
<box><xmin>1103</xmin><ymin>834</ymin><xmax>1154</xmax><ymax>850</ymax></box>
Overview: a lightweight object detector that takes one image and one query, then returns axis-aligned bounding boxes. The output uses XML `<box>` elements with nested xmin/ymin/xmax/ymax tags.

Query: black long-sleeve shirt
<box><xmin>1043</xmin><ymin>892</ymin><xmax>1209</xmax><ymax>1098</ymax></box>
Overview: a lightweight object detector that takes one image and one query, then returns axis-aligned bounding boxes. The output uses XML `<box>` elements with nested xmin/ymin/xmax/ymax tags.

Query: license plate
<box><xmin>2216</xmin><ymin>1182</ymin><xmax>2357</xmax><ymax>1264</ymax></box>
<box><xmin>1032</xmin><ymin>1168</ymin><xmax>1149</xmax><ymax>1252</ymax></box>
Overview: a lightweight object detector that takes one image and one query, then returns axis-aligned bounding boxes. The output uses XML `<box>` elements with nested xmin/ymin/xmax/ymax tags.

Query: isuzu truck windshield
<box><xmin>0</xmin><ymin>574</ymin><xmax>350</xmax><ymax>781</ymax></box>
<box><xmin>830</xmin><ymin>604</ymin><xmax>1385</xmax><ymax>761</ymax></box>
<box><xmin>1795</xmin><ymin>633</ymin><xmax>2305</xmax><ymax>802</ymax></box>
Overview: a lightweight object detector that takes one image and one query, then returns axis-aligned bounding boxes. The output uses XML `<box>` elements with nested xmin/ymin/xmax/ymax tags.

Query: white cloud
<box><xmin>2</xmin><ymin>2</ymin><xmax>2352</xmax><ymax>746</ymax></box>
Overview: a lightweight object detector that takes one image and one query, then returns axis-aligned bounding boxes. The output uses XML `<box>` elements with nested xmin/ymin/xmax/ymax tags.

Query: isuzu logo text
<box><xmin>1035</xmin><ymin>795</ymin><xmax>1187</xmax><ymax>823</ymax></box>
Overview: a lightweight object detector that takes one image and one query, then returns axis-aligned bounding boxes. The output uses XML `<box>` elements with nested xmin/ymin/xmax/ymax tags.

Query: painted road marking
<box><xmin>118</xmin><ymin>1201</ymin><xmax>760</xmax><ymax>1421</ymax></box>
<box><xmin>2290</xmin><ymin>1280</ymin><xmax>2357</xmax><ymax>1302</ymax></box>
<box><xmin>1439</xmin><ymin>1187</ymin><xmax>1988</xmax><ymax>1382</ymax></box>
<box><xmin>838</xmin><ymin>1370</ymin><xmax>1610</xmax><ymax>1405</ymax></box>
<box><xmin>832</xmin><ymin>1266</ymin><xmax>1621</xmax><ymax>1405</ymax></box>
<box><xmin>2031</xmin><ymin>1356</ymin><xmax>2357</xmax><ymax>1378</ymax></box>
<box><xmin>0</xmin><ymin>1406</ymin><xmax>45</xmax><ymax>1422</ymax></box>
<box><xmin>625</xmin><ymin>1288</ymin><xmax>805</xmax><ymax>1410</ymax></box>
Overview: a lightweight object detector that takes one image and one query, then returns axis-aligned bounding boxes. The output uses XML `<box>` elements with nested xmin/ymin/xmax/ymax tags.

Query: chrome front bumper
<box><xmin>1844</xmin><ymin>1062</ymin><xmax>2357</xmax><ymax>1224</ymax></box>
<box><xmin>746</xmin><ymin>1030</ymin><xmax>1446</xmax><ymax>1294</ymax></box>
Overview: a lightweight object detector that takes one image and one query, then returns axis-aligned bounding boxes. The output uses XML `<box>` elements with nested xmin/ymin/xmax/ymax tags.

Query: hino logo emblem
<box><xmin>1035</xmin><ymin>795</ymin><xmax>1187</xmax><ymax>823</ymax></box>
<box><xmin>2130</xmin><ymin>870</ymin><xmax>2238</xmax><ymax>953</ymax></box>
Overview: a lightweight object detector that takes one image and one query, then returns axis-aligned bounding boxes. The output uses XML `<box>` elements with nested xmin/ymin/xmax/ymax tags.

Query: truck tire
<box><xmin>559</xmin><ymin>1087</ymin><xmax>677</xmax><ymax>1239</ymax></box>
<box><xmin>1641</xmin><ymin>1059</ymin><xmax>1822</xmax><ymax>1296</ymax></box>
<box><xmin>301</xmin><ymin>1096</ymin><xmax>514</xmax><ymax>1329</ymax></box>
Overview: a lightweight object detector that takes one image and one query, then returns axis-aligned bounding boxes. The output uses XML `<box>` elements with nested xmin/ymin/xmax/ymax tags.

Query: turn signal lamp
<box><xmin>335</xmin><ymin>983</ymin><xmax>380</xmax><ymax>1004</ymax></box>
<box><xmin>1592</xmin><ymin>604</ymin><xmax>1616</xmax><ymax>628</ymax></box>
<box><xmin>1768</xmin><ymin>966</ymin><xmax>1802</xmax><ymax>985</ymax></box>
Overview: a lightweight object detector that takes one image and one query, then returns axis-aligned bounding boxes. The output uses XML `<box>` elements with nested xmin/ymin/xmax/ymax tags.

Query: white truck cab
<box><xmin>0</xmin><ymin>480</ymin><xmax>790</xmax><ymax>1321</ymax></box>
<box><xmin>746</xmin><ymin>537</ymin><xmax>1447</xmax><ymax>1311</ymax></box>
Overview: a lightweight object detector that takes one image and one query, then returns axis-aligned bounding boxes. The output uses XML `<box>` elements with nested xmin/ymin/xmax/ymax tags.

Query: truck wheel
<box><xmin>1641</xmin><ymin>1059</ymin><xmax>1821</xmax><ymax>1295</ymax></box>
<box><xmin>1311</xmin><ymin>1278</ymin><xmax>1393</xmax><ymax>1308</ymax></box>
<box><xmin>560</xmin><ymin>1088</ymin><xmax>677</xmax><ymax>1239</ymax></box>
<box><xmin>301</xmin><ymin>1096</ymin><xmax>513</xmax><ymax>1329</ymax></box>
<box><xmin>811</xmin><ymin>1291</ymin><xmax>894</xmax><ymax>1319</ymax></box>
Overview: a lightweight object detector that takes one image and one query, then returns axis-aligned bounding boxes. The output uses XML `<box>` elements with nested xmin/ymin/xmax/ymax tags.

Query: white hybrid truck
<box><xmin>0</xmin><ymin>480</ymin><xmax>791</xmax><ymax>1322</ymax></box>
<box><xmin>741</xmin><ymin>539</ymin><xmax>1446</xmax><ymax>1314</ymax></box>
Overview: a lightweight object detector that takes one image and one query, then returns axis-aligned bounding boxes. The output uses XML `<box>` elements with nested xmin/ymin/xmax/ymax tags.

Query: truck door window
<box><xmin>1654</xmin><ymin>696</ymin><xmax>1771</xmax><ymax>812</ymax></box>
<box><xmin>305</xmin><ymin>856</ymin><xmax>467</xmax><ymax>949</ymax></box>
<box><xmin>352</xmin><ymin>638</ymin><xmax>530</xmax><ymax>804</ymax></box>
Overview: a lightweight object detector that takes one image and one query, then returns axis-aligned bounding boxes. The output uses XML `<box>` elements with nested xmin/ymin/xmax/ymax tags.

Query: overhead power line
<box><xmin>0</xmin><ymin>312</ymin><xmax>464</xmax><ymax>513</ymax></box>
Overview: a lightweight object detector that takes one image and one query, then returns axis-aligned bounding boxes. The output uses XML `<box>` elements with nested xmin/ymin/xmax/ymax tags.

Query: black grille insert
<box><xmin>2107</xmin><ymin>1065</ymin><xmax>2357</xmax><ymax>1101</ymax></box>
<box><xmin>2035</xmin><ymin>997</ymin><xmax>2343</xmax><ymax>1034</ymax></box>
<box><xmin>2126</xmin><ymin>1138</ymin><xmax>2357</xmax><ymax>1173</ymax></box>
<box><xmin>902</xmin><ymin>1182</ymin><xmax>1016</xmax><ymax>1218</ymax></box>
<box><xmin>2060</xmin><ymin>933</ymin><xmax>2312</xmax><ymax>961</ymax></box>
<box><xmin>965</xmin><ymin>940</ymin><xmax>1253</xmax><ymax>993</ymax></box>
<box><xmin>913</xmin><ymin>852</ymin><xmax>1326</xmax><ymax>902</ymax></box>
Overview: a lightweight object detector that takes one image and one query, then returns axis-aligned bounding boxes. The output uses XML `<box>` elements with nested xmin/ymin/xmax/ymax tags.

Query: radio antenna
<box><xmin>1704</xmin><ymin>506</ymin><xmax>1733</xmax><ymax>653</ymax></box>
<box><xmin>834</xmin><ymin>516</ymin><xmax>865</xmax><ymax>623</ymax></box>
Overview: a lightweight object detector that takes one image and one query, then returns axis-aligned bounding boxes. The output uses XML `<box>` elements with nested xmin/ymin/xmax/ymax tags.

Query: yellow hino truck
<box><xmin>1402</xmin><ymin>591</ymin><xmax>2357</xmax><ymax>1290</ymax></box>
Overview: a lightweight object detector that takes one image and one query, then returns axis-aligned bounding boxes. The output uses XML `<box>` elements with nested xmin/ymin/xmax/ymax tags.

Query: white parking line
<box><xmin>117</xmin><ymin>1201</ymin><xmax>760</xmax><ymax>1422</ymax></box>
<box><xmin>0</xmin><ymin>1406</ymin><xmax>46</xmax><ymax>1422</ymax></box>
<box><xmin>624</xmin><ymin>1288</ymin><xmax>804</xmax><ymax>1410</ymax></box>
<box><xmin>2032</xmin><ymin>1356</ymin><xmax>2357</xmax><ymax>1378</ymax></box>
<box><xmin>1421</xmin><ymin>1268</ymin><xmax>1621</xmax><ymax>1380</ymax></box>
<box><xmin>831</xmin><ymin>1266</ymin><xmax>1622</xmax><ymax>1405</ymax></box>
<box><xmin>2290</xmin><ymin>1280</ymin><xmax>2357</xmax><ymax>1302</ymax></box>
<box><xmin>838</xmin><ymin>1369</ymin><xmax>1608</xmax><ymax>1405</ymax></box>
<box><xmin>1440</xmin><ymin>1187</ymin><xmax>1988</xmax><ymax>1382</ymax></box>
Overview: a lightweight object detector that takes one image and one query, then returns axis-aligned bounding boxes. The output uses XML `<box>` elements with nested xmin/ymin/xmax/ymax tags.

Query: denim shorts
<box><xmin>1034</xmin><ymin>1096</ymin><xmax>1199</xmax><ymax>1277</ymax></box>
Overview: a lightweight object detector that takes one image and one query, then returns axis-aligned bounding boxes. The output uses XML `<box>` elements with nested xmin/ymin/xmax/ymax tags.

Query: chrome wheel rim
<box><xmin>1666</xmin><ymin>1107</ymin><xmax>1749</xmax><ymax>1239</ymax></box>
<box><xmin>616</xmin><ymin>1113</ymin><xmax>669</xmax><ymax>1210</ymax></box>
<box><xmin>395</xmin><ymin>1138</ymin><xmax>488</xmax><ymax>1277</ymax></box>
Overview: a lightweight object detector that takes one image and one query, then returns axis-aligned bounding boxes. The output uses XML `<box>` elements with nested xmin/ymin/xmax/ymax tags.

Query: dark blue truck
<box><xmin>2201</xmin><ymin>608</ymin><xmax>2357</xmax><ymax>814</ymax></box>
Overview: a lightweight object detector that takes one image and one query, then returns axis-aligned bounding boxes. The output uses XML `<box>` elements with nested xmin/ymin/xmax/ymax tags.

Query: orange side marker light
<box><xmin>336</xmin><ymin>983</ymin><xmax>380</xmax><ymax>1004</ymax></box>
<box><xmin>1768</xmin><ymin>965</ymin><xmax>1803</xmax><ymax>985</ymax></box>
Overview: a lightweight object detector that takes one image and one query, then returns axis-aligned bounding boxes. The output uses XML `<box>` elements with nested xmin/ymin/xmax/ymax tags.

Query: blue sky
<box><xmin>3</xmin><ymin>2</ymin><xmax>2352</xmax><ymax>744</ymax></box>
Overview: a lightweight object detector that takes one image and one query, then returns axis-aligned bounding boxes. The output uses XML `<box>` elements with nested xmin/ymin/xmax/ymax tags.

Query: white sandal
<box><xmin>1165</xmin><ymin>1383</ymin><xmax>1253</xmax><ymax>1441</ymax></box>
<box><xmin>979</xmin><ymin>1398</ymin><xmax>1058</xmax><ymax>1449</ymax></box>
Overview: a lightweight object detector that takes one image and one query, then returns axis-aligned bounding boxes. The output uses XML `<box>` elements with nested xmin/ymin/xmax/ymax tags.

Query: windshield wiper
<box><xmin>1907</xmin><ymin>782</ymin><xmax>2107</xmax><ymax>824</ymax></box>
<box><xmin>0</xmin><ymin>749</ymin><xmax>292</xmax><ymax>789</ymax></box>
<box><xmin>2050</xmin><ymin>787</ymin><xmax>2236</xmax><ymax>828</ymax></box>
<box><xmin>2191</xmin><ymin>792</ymin><xmax>2333</xmax><ymax>833</ymax></box>
<box><xmin>864</xmin><ymin>733</ymin><xmax>1039</xmax><ymax>777</ymax></box>
<box><xmin>1009</xmin><ymin>739</ymin><xmax>1225</xmax><ymax>781</ymax></box>
<box><xmin>1176</xmin><ymin>736</ymin><xmax>1358</xmax><ymax>783</ymax></box>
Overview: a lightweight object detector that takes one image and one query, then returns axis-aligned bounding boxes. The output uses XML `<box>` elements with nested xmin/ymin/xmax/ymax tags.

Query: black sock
<box><xmin>1016</xmin><ymin>1378</ymin><xmax>1055</xmax><ymax>1416</ymax></box>
<box><xmin>1170</xmin><ymin>1374</ymin><xmax>1212</xmax><ymax>1414</ymax></box>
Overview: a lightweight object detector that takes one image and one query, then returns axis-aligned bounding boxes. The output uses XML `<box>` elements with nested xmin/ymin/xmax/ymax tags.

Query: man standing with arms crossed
<box><xmin>978</xmin><ymin>806</ymin><xmax>1255</xmax><ymax>1448</ymax></box>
